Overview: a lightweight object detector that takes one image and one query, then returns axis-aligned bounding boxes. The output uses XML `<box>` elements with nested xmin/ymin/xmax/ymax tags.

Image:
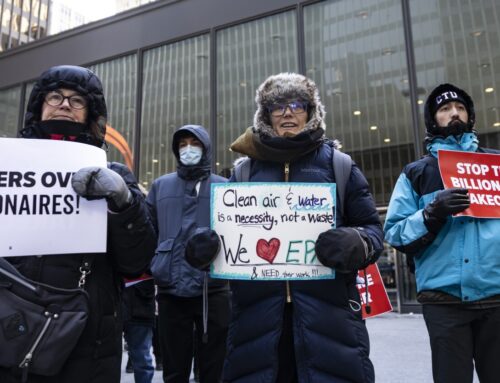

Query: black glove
<box><xmin>185</xmin><ymin>228</ymin><xmax>221</xmax><ymax>271</ymax></box>
<box><xmin>315</xmin><ymin>227</ymin><xmax>372</xmax><ymax>273</ymax></box>
<box><xmin>423</xmin><ymin>187</ymin><xmax>469</xmax><ymax>233</ymax></box>
<box><xmin>72</xmin><ymin>166</ymin><xmax>133</xmax><ymax>212</ymax></box>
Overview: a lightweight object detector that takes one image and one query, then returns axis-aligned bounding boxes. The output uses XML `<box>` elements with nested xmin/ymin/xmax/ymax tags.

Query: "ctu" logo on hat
<box><xmin>436</xmin><ymin>91</ymin><xmax>459</xmax><ymax>105</ymax></box>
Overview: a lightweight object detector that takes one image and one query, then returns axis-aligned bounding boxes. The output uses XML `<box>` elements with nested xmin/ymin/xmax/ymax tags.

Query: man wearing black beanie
<box><xmin>385</xmin><ymin>83</ymin><xmax>500</xmax><ymax>383</ymax></box>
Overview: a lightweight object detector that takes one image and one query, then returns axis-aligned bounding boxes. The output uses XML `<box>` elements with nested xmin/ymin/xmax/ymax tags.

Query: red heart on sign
<box><xmin>256</xmin><ymin>238</ymin><xmax>280</xmax><ymax>264</ymax></box>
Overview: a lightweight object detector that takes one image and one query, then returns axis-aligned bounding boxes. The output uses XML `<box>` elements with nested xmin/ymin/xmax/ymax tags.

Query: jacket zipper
<box><xmin>284</xmin><ymin>162</ymin><xmax>292</xmax><ymax>303</ymax></box>
<box><xmin>19</xmin><ymin>311</ymin><xmax>55</xmax><ymax>370</ymax></box>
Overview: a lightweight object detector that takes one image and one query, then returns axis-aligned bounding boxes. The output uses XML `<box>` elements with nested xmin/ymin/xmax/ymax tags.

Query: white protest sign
<box><xmin>211</xmin><ymin>182</ymin><xmax>337</xmax><ymax>281</ymax></box>
<box><xmin>0</xmin><ymin>138</ymin><xmax>108</xmax><ymax>257</ymax></box>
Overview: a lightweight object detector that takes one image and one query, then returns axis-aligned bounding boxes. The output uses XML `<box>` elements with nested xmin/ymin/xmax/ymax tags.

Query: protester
<box><xmin>147</xmin><ymin>125</ymin><xmax>230</xmax><ymax>383</ymax></box>
<box><xmin>123</xmin><ymin>275</ymin><xmax>156</xmax><ymax>383</ymax></box>
<box><xmin>384</xmin><ymin>83</ymin><xmax>500</xmax><ymax>383</ymax></box>
<box><xmin>0</xmin><ymin>65</ymin><xmax>157</xmax><ymax>383</ymax></box>
<box><xmin>186</xmin><ymin>73</ymin><xmax>383</xmax><ymax>383</ymax></box>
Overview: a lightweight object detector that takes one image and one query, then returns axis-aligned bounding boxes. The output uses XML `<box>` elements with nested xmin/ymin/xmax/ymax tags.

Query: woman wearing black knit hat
<box><xmin>0</xmin><ymin>65</ymin><xmax>157</xmax><ymax>383</ymax></box>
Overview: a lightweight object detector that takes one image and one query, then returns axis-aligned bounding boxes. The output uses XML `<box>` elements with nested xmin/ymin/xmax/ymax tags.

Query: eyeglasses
<box><xmin>44</xmin><ymin>91</ymin><xmax>88</xmax><ymax>110</ymax></box>
<box><xmin>267</xmin><ymin>100</ymin><xmax>308</xmax><ymax>117</ymax></box>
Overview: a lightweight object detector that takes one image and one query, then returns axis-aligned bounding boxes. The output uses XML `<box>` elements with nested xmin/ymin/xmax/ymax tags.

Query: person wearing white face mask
<box><xmin>179</xmin><ymin>141</ymin><xmax>203</xmax><ymax>166</ymax></box>
<box><xmin>146</xmin><ymin>125</ymin><xmax>230</xmax><ymax>383</ymax></box>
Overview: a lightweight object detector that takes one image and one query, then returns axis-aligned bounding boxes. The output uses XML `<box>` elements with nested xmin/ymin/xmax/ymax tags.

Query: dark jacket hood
<box><xmin>172</xmin><ymin>124</ymin><xmax>212</xmax><ymax>166</ymax></box>
<box><xmin>20</xmin><ymin>65</ymin><xmax>107</xmax><ymax>147</ymax></box>
<box><xmin>172</xmin><ymin>125</ymin><xmax>212</xmax><ymax>180</ymax></box>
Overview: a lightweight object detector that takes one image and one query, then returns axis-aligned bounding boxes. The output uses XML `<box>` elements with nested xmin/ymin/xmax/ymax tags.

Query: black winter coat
<box><xmin>222</xmin><ymin>143</ymin><xmax>383</xmax><ymax>383</ymax></box>
<box><xmin>0</xmin><ymin>162</ymin><xmax>157</xmax><ymax>383</ymax></box>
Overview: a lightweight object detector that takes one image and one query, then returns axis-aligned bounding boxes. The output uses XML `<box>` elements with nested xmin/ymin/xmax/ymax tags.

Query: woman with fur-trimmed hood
<box><xmin>186</xmin><ymin>73</ymin><xmax>383</xmax><ymax>383</ymax></box>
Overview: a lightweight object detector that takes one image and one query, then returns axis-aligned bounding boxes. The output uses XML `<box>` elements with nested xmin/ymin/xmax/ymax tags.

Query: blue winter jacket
<box><xmin>147</xmin><ymin>125</ymin><xmax>228</xmax><ymax>297</ymax></box>
<box><xmin>222</xmin><ymin>142</ymin><xmax>383</xmax><ymax>383</ymax></box>
<box><xmin>384</xmin><ymin>134</ymin><xmax>500</xmax><ymax>302</ymax></box>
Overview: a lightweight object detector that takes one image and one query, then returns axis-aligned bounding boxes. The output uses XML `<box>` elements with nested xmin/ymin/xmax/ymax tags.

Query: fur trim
<box><xmin>253</xmin><ymin>73</ymin><xmax>326</xmax><ymax>137</ymax></box>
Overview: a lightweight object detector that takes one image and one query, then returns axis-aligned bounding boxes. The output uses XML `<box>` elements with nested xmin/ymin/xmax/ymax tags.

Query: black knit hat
<box><xmin>424</xmin><ymin>83</ymin><xmax>475</xmax><ymax>134</ymax></box>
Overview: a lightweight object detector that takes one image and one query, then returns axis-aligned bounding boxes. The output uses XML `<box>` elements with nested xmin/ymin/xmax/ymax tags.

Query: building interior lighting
<box><xmin>493</xmin><ymin>122</ymin><xmax>500</xmax><ymax>127</ymax></box>
<box><xmin>152</xmin><ymin>159</ymin><xmax>159</xmax><ymax>163</ymax></box>
<box><xmin>417</xmin><ymin>99</ymin><xmax>423</xmax><ymax>105</ymax></box>
<box><xmin>384</xmin><ymin>138</ymin><xmax>391</xmax><ymax>143</ymax></box>
<box><xmin>353</xmin><ymin>110</ymin><xmax>361</xmax><ymax>116</ymax></box>
<box><xmin>470</xmin><ymin>30</ymin><xmax>483</xmax><ymax>37</ymax></box>
<box><xmin>382</xmin><ymin>48</ymin><xmax>395</xmax><ymax>56</ymax></box>
<box><xmin>356</xmin><ymin>11</ymin><xmax>369</xmax><ymax>19</ymax></box>
<box><xmin>370</xmin><ymin>125</ymin><xmax>378</xmax><ymax>131</ymax></box>
<box><xmin>485</xmin><ymin>87</ymin><xmax>494</xmax><ymax>93</ymax></box>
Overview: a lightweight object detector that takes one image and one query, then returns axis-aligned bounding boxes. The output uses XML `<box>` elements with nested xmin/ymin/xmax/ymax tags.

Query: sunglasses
<box><xmin>267</xmin><ymin>100</ymin><xmax>308</xmax><ymax>117</ymax></box>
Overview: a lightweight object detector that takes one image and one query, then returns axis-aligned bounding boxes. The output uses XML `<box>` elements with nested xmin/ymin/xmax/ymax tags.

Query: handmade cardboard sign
<box><xmin>357</xmin><ymin>264</ymin><xmax>393</xmax><ymax>319</ymax></box>
<box><xmin>438</xmin><ymin>150</ymin><xmax>500</xmax><ymax>218</ymax></box>
<box><xmin>0</xmin><ymin>138</ymin><xmax>108</xmax><ymax>257</ymax></box>
<box><xmin>210</xmin><ymin>182</ymin><xmax>337</xmax><ymax>281</ymax></box>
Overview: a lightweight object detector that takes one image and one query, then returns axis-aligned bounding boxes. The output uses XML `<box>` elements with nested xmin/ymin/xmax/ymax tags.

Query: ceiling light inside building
<box><xmin>370</xmin><ymin>125</ymin><xmax>378</xmax><ymax>131</ymax></box>
<box><xmin>239</xmin><ymin>81</ymin><xmax>247</xmax><ymax>87</ymax></box>
<box><xmin>384</xmin><ymin>138</ymin><xmax>391</xmax><ymax>143</ymax></box>
<box><xmin>382</xmin><ymin>48</ymin><xmax>395</xmax><ymax>56</ymax></box>
<box><xmin>356</xmin><ymin>11</ymin><xmax>369</xmax><ymax>19</ymax></box>
<box><xmin>479</xmin><ymin>63</ymin><xmax>490</xmax><ymax>69</ymax></box>
<box><xmin>417</xmin><ymin>100</ymin><xmax>423</xmax><ymax>105</ymax></box>
<box><xmin>493</xmin><ymin>122</ymin><xmax>500</xmax><ymax>127</ymax></box>
<box><xmin>470</xmin><ymin>30</ymin><xmax>483</xmax><ymax>37</ymax></box>
<box><xmin>353</xmin><ymin>110</ymin><xmax>361</xmax><ymax>116</ymax></box>
<box><xmin>485</xmin><ymin>87</ymin><xmax>494</xmax><ymax>93</ymax></box>
<box><xmin>152</xmin><ymin>159</ymin><xmax>159</xmax><ymax>163</ymax></box>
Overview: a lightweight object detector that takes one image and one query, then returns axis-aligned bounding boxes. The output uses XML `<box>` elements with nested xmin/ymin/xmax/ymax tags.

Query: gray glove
<box><xmin>72</xmin><ymin>166</ymin><xmax>132</xmax><ymax>212</ymax></box>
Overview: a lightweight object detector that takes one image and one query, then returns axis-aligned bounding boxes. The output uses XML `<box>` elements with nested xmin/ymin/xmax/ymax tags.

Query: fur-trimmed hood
<box><xmin>253</xmin><ymin>72</ymin><xmax>326</xmax><ymax>137</ymax></box>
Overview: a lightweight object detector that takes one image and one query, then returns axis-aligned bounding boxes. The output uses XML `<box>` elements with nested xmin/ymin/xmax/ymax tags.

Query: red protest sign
<box><xmin>438</xmin><ymin>150</ymin><xmax>500</xmax><ymax>218</ymax></box>
<box><xmin>357</xmin><ymin>264</ymin><xmax>393</xmax><ymax>319</ymax></box>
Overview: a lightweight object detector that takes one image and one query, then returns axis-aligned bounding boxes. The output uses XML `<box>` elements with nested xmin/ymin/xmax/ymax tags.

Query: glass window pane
<box><xmin>89</xmin><ymin>54</ymin><xmax>138</xmax><ymax>169</ymax></box>
<box><xmin>216</xmin><ymin>11</ymin><xmax>299</xmax><ymax>176</ymax></box>
<box><xmin>304</xmin><ymin>0</ymin><xmax>413</xmax><ymax>205</ymax></box>
<box><xmin>0</xmin><ymin>85</ymin><xmax>21</xmax><ymax>138</ymax></box>
<box><xmin>410</xmin><ymin>0</ymin><xmax>500</xmax><ymax>148</ymax></box>
<box><xmin>140</xmin><ymin>34</ymin><xmax>210</xmax><ymax>189</ymax></box>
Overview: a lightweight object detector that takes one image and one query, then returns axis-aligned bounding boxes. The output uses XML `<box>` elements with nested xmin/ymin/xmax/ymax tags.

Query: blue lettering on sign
<box><xmin>291</xmin><ymin>194</ymin><xmax>331</xmax><ymax>211</ymax></box>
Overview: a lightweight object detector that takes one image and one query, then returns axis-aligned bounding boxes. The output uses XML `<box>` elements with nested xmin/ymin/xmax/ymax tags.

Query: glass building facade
<box><xmin>0</xmin><ymin>0</ymin><xmax>49</xmax><ymax>51</ymax></box>
<box><xmin>1</xmin><ymin>0</ymin><xmax>500</xmax><ymax>311</ymax></box>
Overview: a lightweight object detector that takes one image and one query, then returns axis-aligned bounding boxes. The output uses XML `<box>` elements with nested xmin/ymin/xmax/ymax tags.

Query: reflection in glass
<box><xmin>410</xmin><ymin>0</ymin><xmax>500</xmax><ymax>148</ymax></box>
<box><xmin>304</xmin><ymin>0</ymin><xmax>413</xmax><ymax>205</ymax></box>
<box><xmin>216</xmin><ymin>11</ymin><xmax>298</xmax><ymax>177</ymax></box>
<box><xmin>89</xmin><ymin>55</ymin><xmax>138</xmax><ymax>167</ymax></box>
<box><xmin>140</xmin><ymin>34</ymin><xmax>210</xmax><ymax>188</ymax></box>
<box><xmin>0</xmin><ymin>86</ymin><xmax>21</xmax><ymax>138</ymax></box>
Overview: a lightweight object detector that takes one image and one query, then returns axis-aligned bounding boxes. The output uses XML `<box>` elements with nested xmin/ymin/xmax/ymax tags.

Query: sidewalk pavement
<box><xmin>120</xmin><ymin>312</ymin><xmax>479</xmax><ymax>382</ymax></box>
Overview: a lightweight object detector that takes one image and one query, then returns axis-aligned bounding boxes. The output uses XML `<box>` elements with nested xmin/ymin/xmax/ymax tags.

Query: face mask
<box><xmin>179</xmin><ymin>145</ymin><xmax>203</xmax><ymax>166</ymax></box>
